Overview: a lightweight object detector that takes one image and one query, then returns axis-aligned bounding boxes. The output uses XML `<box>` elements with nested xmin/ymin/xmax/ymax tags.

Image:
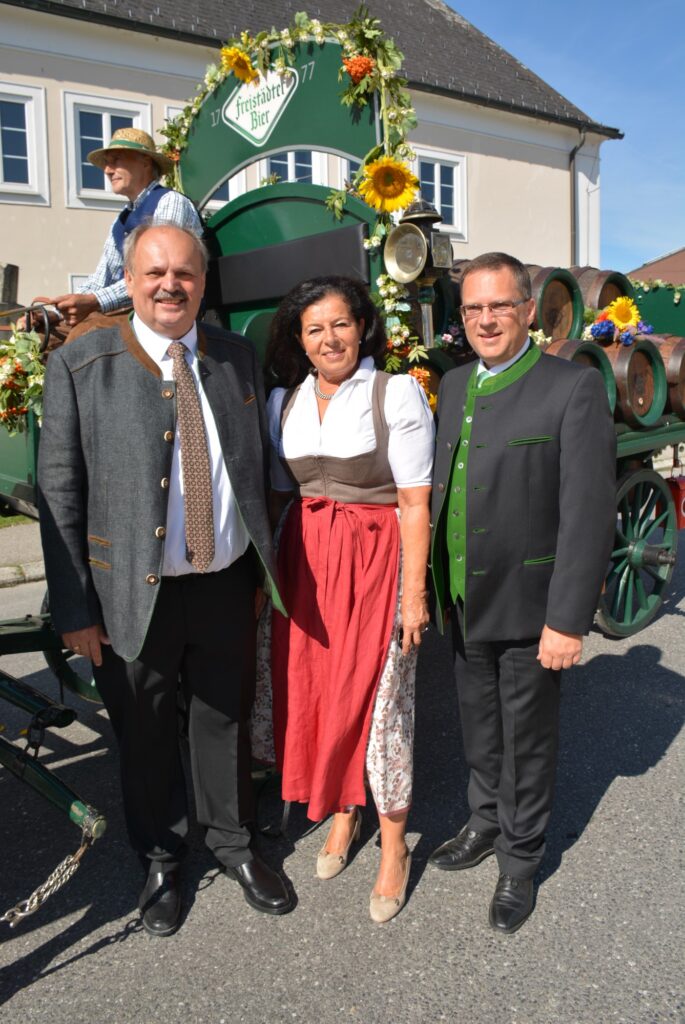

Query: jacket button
<box><xmin>163</xmin><ymin>430</ymin><xmax>174</xmax><ymax>442</ymax></box>
<box><xmin>161</xmin><ymin>477</ymin><xmax>170</xmax><ymax>489</ymax></box>
<box><xmin>438</xmin><ymin>482</ymin><xmax>445</xmax><ymax>492</ymax></box>
<box><xmin>155</xmin><ymin>526</ymin><xmax>166</xmax><ymax>539</ymax></box>
<box><xmin>161</xmin><ymin>388</ymin><xmax>173</xmax><ymax>399</ymax></box>
<box><xmin>145</xmin><ymin>574</ymin><xmax>159</xmax><ymax>585</ymax></box>
<box><xmin>447</xmin><ymin>442</ymin><xmax>452</xmax><ymax>450</ymax></box>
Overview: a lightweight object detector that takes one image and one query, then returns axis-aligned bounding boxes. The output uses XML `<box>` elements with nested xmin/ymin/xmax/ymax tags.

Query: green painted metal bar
<box><xmin>0</xmin><ymin>734</ymin><xmax>106</xmax><ymax>839</ymax></box>
<box><xmin>0</xmin><ymin>668</ymin><xmax>75</xmax><ymax>726</ymax></box>
<box><xmin>0</xmin><ymin>614</ymin><xmax>63</xmax><ymax>656</ymax></box>
<box><xmin>616</xmin><ymin>419</ymin><xmax>685</xmax><ymax>458</ymax></box>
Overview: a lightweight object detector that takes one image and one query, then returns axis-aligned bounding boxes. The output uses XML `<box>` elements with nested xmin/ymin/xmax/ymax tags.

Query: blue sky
<box><xmin>445</xmin><ymin>0</ymin><xmax>685</xmax><ymax>273</ymax></box>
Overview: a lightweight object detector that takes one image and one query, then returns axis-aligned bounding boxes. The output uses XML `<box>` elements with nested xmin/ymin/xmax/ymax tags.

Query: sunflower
<box><xmin>606</xmin><ymin>296</ymin><xmax>640</xmax><ymax>332</ymax></box>
<box><xmin>220</xmin><ymin>46</ymin><xmax>259</xmax><ymax>85</ymax></box>
<box><xmin>358</xmin><ymin>156</ymin><xmax>418</xmax><ymax>213</ymax></box>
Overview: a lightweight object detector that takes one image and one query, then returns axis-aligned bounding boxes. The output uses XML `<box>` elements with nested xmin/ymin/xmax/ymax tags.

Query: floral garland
<box><xmin>582</xmin><ymin>296</ymin><xmax>653</xmax><ymax>346</ymax></box>
<box><xmin>160</xmin><ymin>6</ymin><xmax>431</xmax><ymax>394</ymax></box>
<box><xmin>160</xmin><ymin>6</ymin><xmax>418</xmax><ymax>238</ymax></box>
<box><xmin>631</xmin><ymin>278</ymin><xmax>683</xmax><ymax>306</ymax></box>
<box><xmin>0</xmin><ymin>329</ymin><xmax>45</xmax><ymax>435</ymax></box>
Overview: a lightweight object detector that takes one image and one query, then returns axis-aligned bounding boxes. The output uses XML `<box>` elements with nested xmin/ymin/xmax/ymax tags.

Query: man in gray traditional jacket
<box><xmin>38</xmin><ymin>223</ymin><xmax>293</xmax><ymax>935</ymax></box>
<box><xmin>429</xmin><ymin>252</ymin><xmax>615</xmax><ymax>934</ymax></box>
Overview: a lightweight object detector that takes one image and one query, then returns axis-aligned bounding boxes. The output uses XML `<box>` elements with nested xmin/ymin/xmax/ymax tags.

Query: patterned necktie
<box><xmin>167</xmin><ymin>341</ymin><xmax>215</xmax><ymax>572</ymax></box>
<box><xmin>476</xmin><ymin>367</ymin><xmax>489</xmax><ymax>388</ymax></box>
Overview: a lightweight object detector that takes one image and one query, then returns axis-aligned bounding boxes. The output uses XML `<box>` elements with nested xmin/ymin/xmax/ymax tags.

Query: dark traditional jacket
<box><xmin>431</xmin><ymin>345</ymin><xmax>616</xmax><ymax>642</ymax></box>
<box><xmin>38</xmin><ymin>318</ymin><xmax>283</xmax><ymax>661</ymax></box>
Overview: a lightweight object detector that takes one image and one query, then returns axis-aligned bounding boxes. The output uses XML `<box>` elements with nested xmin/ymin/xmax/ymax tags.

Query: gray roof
<box><xmin>5</xmin><ymin>0</ymin><xmax>621</xmax><ymax>137</ymax></box>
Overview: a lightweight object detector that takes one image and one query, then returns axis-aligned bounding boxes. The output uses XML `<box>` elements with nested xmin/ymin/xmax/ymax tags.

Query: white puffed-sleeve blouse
<box><xmin>267</xmin><ymin>357</ymin><xmax>435</xmax><ymax>493</ymax></box>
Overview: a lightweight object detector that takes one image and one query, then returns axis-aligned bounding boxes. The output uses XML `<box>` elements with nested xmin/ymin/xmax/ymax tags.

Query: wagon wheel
<box><xmin>39</xmin><ymin>591</ymin><xmax>101</xmax><ymax>704</ymax></box>
<box><xmin>596</xmin><ymin>468</ymin><xmax>678</xmax><ymax>637</ymax></box>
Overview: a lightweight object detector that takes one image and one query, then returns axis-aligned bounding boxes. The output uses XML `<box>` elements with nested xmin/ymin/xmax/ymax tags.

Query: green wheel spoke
<box><xmin>612</xmin><ymin>564</ymin><xmax>631</xmax><ymax>618</ymax></box>
<box><xmin>641</xmin><ymin>508</ymin><xmax>670</xmax><ymax>537</ymax></box>
<box><xmin>620</xmin><ymin>497</ymin><xmax>634</xmax><ymax>540</ymax></box>
<box><xmin>611</xmin><ymin>546</ymin><xmax>629</xmax><ymax>558</ymax></box>
<box><xmin>644</xmin><ymin>564</ymin><xmax>665</xmax><ymax>582</ymax></box>
<box><xmin>624</xmin><ymin>573</ymin><xmax>635</xmax><ymax>623</ymax></box>
<box><xmin>636</xmin><ymin>488</ymin><xmax>659</xmax><ymax>533</ymax></box>
<box><xmin>607</xmin><ymin>556</ymin><xmax>629</xmax><ymax>581</ymax></box>
<box><xmin>615</xmin><ymin>528</ymin><xmax>629</xmax><ymax>547</ymax></box>
<box><xmin>634</xmin><ymin>574</ymin><xmax>649</xmax><ymax>612</ymax></box>
<box><xmin>631</xmin><ymin>483</ymin><xmax>645</xmax><ymax>532</ymax></box>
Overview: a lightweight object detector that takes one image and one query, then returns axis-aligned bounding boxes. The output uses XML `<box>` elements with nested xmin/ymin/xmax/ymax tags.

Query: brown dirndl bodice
<box><xmin>278</xmin><ymin>370</ymin><xmax>397</xmax><ymax>505</ymax></box>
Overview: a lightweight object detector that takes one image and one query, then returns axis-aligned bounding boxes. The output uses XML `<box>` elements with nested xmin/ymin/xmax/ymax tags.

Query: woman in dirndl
<box><xmin>263</xmin><ymin>275</ymin><xmax>434</xmax><ymax>923</ymax></box>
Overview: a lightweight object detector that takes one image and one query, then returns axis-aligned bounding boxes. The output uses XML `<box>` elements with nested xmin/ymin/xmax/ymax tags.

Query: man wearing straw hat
<box><xmin>39</xmin><ymin>127</ymin><xmax>201</xmax><ymax>329</ymax></box>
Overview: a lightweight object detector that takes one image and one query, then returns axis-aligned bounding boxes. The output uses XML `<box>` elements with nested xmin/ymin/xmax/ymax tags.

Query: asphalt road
<box><xmin>0</xmin><ymin>571</ymin><xmax>683</xmax><ymax>1024</ymax></box>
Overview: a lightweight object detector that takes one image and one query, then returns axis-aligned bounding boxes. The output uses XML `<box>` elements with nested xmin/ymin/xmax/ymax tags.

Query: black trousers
<box><xmin>94</xmin><ymin>555</ymin><xmax>257</xmax><ymax>871</ymax></box>
<box><xmin>452</xmin><ymin>607</ymin><xmax>561</xmax><ymax>879</ymax></box>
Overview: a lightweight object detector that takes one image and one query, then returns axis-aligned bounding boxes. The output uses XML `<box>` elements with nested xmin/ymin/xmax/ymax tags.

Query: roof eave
<box><xmin>3</xmin><ymin>0</ymin><xmax>624</xmax><ymax>140</ymax></box>
<box><xmin>1</xmin><ymin>0</ymin><xmax>221</xmax><ymax>44</ymax></box>
<box><xmin>411</xmin><ymin>81</ymin><xmax>623</xmax><ymax>141</ymax></box>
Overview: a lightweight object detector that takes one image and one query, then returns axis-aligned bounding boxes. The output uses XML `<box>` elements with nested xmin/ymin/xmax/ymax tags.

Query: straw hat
<box><xmin>87</xmin><ymin>127</ymin><xmax>174</xmax><ymax>176</ymax></box>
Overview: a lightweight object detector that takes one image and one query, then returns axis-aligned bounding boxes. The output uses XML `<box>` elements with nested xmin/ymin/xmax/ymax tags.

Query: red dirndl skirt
<box><xmin>271</xmin><ymin>496</ymin><xmax>400</xmax><ymax>821</ymax></box>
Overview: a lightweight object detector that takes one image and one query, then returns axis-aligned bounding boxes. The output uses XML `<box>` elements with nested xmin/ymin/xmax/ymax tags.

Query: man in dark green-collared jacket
<box><xmin>429</xmin><ymin>253</ymin><xmax>615</xmax><ymax>934</ymax></box>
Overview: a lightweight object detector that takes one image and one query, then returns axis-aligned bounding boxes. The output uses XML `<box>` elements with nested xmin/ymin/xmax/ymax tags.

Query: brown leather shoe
<box><xmin>429</xmin><ymin>825</ymin><xmax>496</xmax><ymax>871</ymax></box>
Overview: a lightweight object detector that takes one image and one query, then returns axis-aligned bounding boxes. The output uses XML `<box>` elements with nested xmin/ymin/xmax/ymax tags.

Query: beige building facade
<box><xmin>1</xmin><ymin>3</ymin><xmax>610</xmax><ymax>304</ymax></box>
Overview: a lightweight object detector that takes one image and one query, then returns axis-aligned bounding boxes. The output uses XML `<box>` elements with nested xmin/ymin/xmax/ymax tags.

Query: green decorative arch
<box><xmin>179</xmin><ymin>40</ymin><xmax>379</xmax><ymax>208</ymax></box>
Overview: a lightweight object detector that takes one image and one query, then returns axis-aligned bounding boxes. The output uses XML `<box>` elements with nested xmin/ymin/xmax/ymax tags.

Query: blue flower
<box><xmin>590</xmin><ymin>320</ymin><xmax>615</xmax><ymax>340</ymax></box>
<box><xmin>620</xmin><ymin>331</ymin><xmax>634</xmax><ymax>345</ymax></box>
<box><xmin>637</xmin><ymin>321</ymin><xmax>654</xmax><ymax>334</ymax></box>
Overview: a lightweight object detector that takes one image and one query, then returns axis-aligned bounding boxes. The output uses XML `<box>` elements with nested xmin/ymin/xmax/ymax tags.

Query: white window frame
<box><xmin>333</xmin><ymin>155</ymin><xmax>362</xmax><ymax>190</ymax></box>
<box><xmin>258</xmin><ymin>149</ymin><xmax>327</xmax><ymax>187</ymax></box>
<box><xmin>68</xmin><ymin>273</ymin><xmax>90</xmax><ymax>292</ymax></box>
<box><xmin>0</xmin><ymin>82</ymin><xmax>49</xmax><ymax>206</ymax></box>
<box><xmin>63</xmin><ymin>91</ymin><xmax>151</xmax><ymax>210</ymax></box>
<box><xmin>413</xmin><ymin>147</ymin><xmax>467</xmax><ymax>242</ymax></box>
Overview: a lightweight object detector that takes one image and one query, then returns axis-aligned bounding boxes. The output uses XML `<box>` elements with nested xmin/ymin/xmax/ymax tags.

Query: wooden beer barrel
<box><xmin>649</xmin><ymin>334</ymin><xmax>685</xmax><ymax>419</ymax></box>
<box><xmin>544</xmin><ymin>338</ymin><xmax>617</xmax><ymax>412</ymax></box>
<box><xmin>526</xmin><ymin>266</ymin><xmax>584</xmax><ymax>340</ymax></box>
<box><xmin>570</xmin><ymin>266</ymin><xmax>635</xmax><ymax>309</ymax></box>
<box><xmin>603</xmin><ymin>338</ymin><xmax>667</xmax><ymax>428</ymax></box>
<box><xmin>449</xmin><ymin>261</ymin><xmax>584</xmax><ymax>340</ymax></box>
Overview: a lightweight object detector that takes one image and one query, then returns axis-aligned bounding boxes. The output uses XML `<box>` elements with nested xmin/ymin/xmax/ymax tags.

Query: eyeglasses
<box><xmin>459</xmin><ymin>299</ymin><xmax>529</xmax><ymax>320</ymax></box>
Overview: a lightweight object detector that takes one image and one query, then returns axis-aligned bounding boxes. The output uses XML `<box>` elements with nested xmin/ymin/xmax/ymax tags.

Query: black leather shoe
<box><xmin>429</xmin><ymin>825</ymin><xmax>496</xmax><ymax>871</ymax></box>
<box><xmin>224</xmin><ymin>855</ymin><xmax>293</xmax><ymax>915</ymax></box>
<box><xmin>489</xmin><ymin>874</ymin><xmax>534</xmax><ymax>934</ymax></box>
<box><xmin>138</xmin><ymin>869</ymin><xmax>181</xmax><ymax>937</ymax></box>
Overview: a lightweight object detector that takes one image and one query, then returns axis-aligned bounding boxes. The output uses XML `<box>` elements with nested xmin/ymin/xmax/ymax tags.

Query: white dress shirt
<box><xmin>267</xmin><ymin>357</ymin><xmax>435</xmax><ymax>492</ymax></box>
<box><xmin>133</xmin><ymin>313</ymin><xmax>249</xmax><ymax>575</ymax></box>
<box><xmin>477</xmin><ymin>337</ymin><xmax>531</xmax><ymax>380</ymax></box>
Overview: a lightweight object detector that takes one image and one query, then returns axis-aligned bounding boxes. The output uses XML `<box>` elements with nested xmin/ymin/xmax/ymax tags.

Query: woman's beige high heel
<box><xmin>369</xmin><ymin>851</ymin><xmax>411</xmax><ymax>924</ymax></box>
<box><xmin>316</xmin><ymin>809</ymin><xmax>362</xmax><ymax>880</ymax></box>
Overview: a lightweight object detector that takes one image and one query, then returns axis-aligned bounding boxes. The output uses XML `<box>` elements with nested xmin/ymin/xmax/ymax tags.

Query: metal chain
<box><xmin>1</xmin><ymin>833</ymin><xmax>92</xmax><ymax>928</ymax></box>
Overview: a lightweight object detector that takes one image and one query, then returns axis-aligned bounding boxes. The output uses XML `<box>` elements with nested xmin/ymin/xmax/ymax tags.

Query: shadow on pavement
<box><xmin>542</xmin><ymin>641</ymin><xmax>684</xmax><ymax>884</ymax></box>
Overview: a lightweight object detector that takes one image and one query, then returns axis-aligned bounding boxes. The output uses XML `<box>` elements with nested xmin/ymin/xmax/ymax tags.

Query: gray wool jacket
<box><xmin>38</xmin><ymin>318</ymin><xmax>284</xmax><ymax>662</ymax></box>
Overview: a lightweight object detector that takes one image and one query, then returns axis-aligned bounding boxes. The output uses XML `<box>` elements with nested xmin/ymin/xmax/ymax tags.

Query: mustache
<box><xmin>153</xmin><ymin>288</ymin><xmax>186</xmax><ymax>302</ymax></box>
